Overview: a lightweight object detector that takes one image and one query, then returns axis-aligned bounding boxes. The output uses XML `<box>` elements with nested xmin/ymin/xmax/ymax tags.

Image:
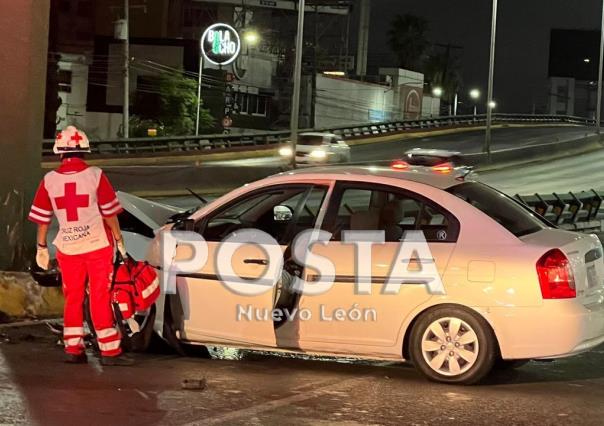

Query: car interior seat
<box><xmin>380</xmin><ymin>200</ymin><xmax>404</xmax><ymax>241</ymax></box>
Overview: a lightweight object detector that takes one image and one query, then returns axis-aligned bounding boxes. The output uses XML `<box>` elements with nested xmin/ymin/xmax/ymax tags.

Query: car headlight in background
<box><xmin>279</xmin><ymin>147</ymin><xmax>293</xmax><ymax>157</ymax></box>
<box><xmin>309</xmin><ymin>149</ymin><xmax>327</xmax><ymax>159</ymax></box>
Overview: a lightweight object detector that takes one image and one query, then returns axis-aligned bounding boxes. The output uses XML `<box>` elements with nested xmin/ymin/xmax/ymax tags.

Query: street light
<box><xmin>469</xmin><ymin>89</ymin><xmax>480</xmax><ymax>116</ymax></box>
<box><xmin>488</xmin><ymin>100</ymin><xmax>497</xmax><ymax>109</ymax></box>
<box><xmin>244</xmin><ymin>30</ymin><xmax>259</xmax><ymax>45</ymax></box>
<box><xmin>431</xmin><ymin>87</ymin><xmax>443</xmax><ymax>117</ymax></box>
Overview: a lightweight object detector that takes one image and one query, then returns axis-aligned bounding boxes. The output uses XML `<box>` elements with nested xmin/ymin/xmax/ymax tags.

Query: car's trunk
<box><xmin>520</xmin><ymin>229</ymin><xmax>604</xmax><ymax>307</ymax></box>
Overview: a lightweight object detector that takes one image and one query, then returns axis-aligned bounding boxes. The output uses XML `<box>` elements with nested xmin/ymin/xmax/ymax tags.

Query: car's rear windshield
<box><xmin>299</xmin><ymin>135</ymin><xmax>324</xmax><ymax>145</ymax></box>
<box><xmin>447</xmin><ymin>182</ymin><xmax>548</xmax><ymax>237</ymax></box>
<box><xmin>404</xmin><ymin>154</ymin><xmax>450</xmax><ymax>167</ymax></box>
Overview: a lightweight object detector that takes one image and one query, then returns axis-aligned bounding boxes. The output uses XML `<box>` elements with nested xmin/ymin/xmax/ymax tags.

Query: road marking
<box><xmin>181</xmin><ymin>376</ymin><xmax>369</xmax><ymax>425</ymax></box>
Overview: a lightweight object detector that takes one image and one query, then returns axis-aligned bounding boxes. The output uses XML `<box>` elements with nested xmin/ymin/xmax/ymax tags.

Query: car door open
<box><xmin>174</xmin><ymin>184</ymin><xmax>329</xmax><ymax>349</ymax></box>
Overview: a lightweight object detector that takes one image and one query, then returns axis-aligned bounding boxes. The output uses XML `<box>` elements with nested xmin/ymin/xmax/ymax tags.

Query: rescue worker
<box><xmin>29</xmin><ymin>126</ymin><xmax>133</xmax><ymax>366</ymax></box>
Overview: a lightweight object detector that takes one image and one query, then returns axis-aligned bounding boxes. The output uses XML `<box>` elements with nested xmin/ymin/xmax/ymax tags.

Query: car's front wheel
<box><xmin>409</xmin><ymin>306</ymin><xmax>497</xmax><ymax>385</ymax></box>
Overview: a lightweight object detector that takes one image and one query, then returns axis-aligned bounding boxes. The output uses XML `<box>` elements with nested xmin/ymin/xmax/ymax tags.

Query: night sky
<box><xmin>368</xmin><ymin>0</ymin><xmax>602</xmax><ymax>113</ymax></box>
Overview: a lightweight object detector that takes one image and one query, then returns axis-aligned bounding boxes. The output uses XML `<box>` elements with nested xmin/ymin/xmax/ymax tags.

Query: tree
<box><xmin>387</xmin><ymin>14</ymin><xmax>430</xmax><ymax>71</ymax></box>
<box><xmin>131</xmin><ymin>72</ymin><xmax>214</xmax><ymax>137</ymax></box>
<box><xmin>423</xmin><ymin>50</ymin><xmax>462</xmax><ymax>104</ymax></box>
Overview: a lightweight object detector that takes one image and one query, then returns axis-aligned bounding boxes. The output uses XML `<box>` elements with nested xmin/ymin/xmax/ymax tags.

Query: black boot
<box><xmin>65</xmin><ymin>353</ymin><xmax>88</xmax><ymax>364</ymax></box>
<box><xmin>101</xmin><ymin>353</ymin><xmax>134</xmax><ymax>366</ymax></box>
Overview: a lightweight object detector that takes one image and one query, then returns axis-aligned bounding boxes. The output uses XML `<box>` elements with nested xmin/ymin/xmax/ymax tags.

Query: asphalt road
<box><xmin>349</xmin><ymin>125</ymin><xmax>593</xmax><ymax>162</ymax></box>
<box><xmin>1</xmin><ymin>324</ymin><xmax>604</xmax><ymax>425</ymax></box>
<box><xmin>480</xmin><ymin>147</ymin><xmax>604</xmax><ymax>195</ymax></box>
<box><xmin>104</xmin><ymin>126</ymin><xmax>596</xmax><ymax>195</ymax></box>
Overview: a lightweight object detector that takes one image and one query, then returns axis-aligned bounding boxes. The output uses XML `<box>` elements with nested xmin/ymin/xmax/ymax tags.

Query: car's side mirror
<box><xmin>182</xmin><ymin>218</ymin><xmax>196</xmax><ymax>231</ymax></box>
<box><xmin>274</xmin><ymin>205</ymin><xmax>294</xmax><ymax>222</ymax></box>
<box><xmin>170</xmin><ymin>218</ymin><xmax>195</xmax><ymax>232</ymax></box>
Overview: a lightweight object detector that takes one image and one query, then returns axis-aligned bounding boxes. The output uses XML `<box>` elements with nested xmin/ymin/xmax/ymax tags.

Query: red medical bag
<box><xmin>111</xmin><ymin>254</ymin><xmax>159</xmax><ymax>319</ymax></box>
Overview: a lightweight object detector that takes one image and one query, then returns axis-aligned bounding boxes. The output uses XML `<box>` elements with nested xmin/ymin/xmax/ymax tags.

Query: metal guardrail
<box><xmin>42</xmin><ymin>113</ymin><xmax>595</xmax><ymax>157</ymax></box>
<box><xmin>516</xmin><ymin>190</ymin><xmax>604</xmax><ymax>233</ymax></box>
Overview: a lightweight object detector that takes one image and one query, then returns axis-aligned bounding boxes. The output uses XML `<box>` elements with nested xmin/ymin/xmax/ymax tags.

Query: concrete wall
<box><xmin>0</xmin><ymin>0</ymin><xmax>49</xmax><ymax>270</ymax></box>
<box><xmin>314</xmin><ymin>75</ymin><xmax>393</xmax><ymax>128</ymax></box>
<box><xmin>421</xmin><ymin>95</ymin><xmax>441</xmax><ymax>118</ymax></box>
<box><xmin>57</xmin><ymin>54</ymin><xmax>89</xmax><ymax>131</ymax></box>
<box><xmin>549</xmin><ymin>77</ymin><xmax>575</xmax><ymax>116</ymax></box>
<box><xmin>379</xmin><ymin>68</ymin><xmax>425</xmax><ymax>119</ymax></box>
<box><xmin>84</xmin><ymin>112</ymin><xmax>124</xmax><ymax>140</ymax></box>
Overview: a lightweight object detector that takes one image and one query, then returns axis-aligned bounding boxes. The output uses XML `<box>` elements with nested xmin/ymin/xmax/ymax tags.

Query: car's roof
<box><xmin>299</xmin><ymin>132</ymin><xmax>338</xmax><ymax>138</ymax></box>
<box><xmin>272</xmin><ymin>166</ymin><xmax>466</xmax><ymax>190</ymax></box>
<box><xmin>405</xmin><ymin>148</ymin><xmax>462</xmax><ymax>157</ymax></box>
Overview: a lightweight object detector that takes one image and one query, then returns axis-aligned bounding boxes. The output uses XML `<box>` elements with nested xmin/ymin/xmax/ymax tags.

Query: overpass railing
<box><xmin>42</xmin><ymin>113</ymin><xmax>595</xmax><ymax>157</ymax></box>
<box><xmin>516</xmin><ymin>190</ymin><xmax>603</xmax><ymax>233</ymax></box>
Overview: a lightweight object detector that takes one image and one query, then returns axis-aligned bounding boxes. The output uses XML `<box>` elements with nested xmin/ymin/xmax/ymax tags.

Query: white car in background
<box><xmin>279</xmin><ymin>132</ymin><xmax>351</xmax><ymax>164</ymax></box>
<box><xmin>146</xmin><ymin>165</ymin><xmax>604</xmax><ymax>384</ymax></box>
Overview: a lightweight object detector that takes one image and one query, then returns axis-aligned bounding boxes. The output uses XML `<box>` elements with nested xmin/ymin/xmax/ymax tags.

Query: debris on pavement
<box><xmin>181</xmin><ymin>378</ymin><xmax>207</xmax><ymax>391</ymax></box>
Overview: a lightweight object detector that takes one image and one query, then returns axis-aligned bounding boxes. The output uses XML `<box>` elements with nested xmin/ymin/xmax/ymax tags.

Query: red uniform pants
<box><xmin>56</xmin><ymin>246</ymin><xmax>122</xmax><ymax>357</ymax></box>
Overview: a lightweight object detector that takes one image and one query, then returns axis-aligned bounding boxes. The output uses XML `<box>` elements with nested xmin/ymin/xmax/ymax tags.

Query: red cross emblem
<box><xmin>55</xmin><ymin>182</ymin><xmax>90</xmax><ymax>222</ymax></box>
<box><xmin>70</xmin><ymin>131</ymin><xmax>83</xmax><ymax>146</ymax></box>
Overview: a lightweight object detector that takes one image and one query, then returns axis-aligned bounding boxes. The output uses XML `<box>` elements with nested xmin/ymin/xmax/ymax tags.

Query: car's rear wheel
<box><xmin>409</xmin><ymin>306</ymin><xmax>497</xmax><ymax>385</ymax></box>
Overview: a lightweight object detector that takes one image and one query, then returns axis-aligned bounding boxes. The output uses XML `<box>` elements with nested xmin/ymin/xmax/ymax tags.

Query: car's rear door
<box><xmin>296</xmin><ymin>181</ymin><xmax>459</xmax><ymax>355</ymax></box>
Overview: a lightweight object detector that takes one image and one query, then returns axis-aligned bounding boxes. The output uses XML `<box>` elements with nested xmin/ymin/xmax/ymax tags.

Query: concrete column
<box><xmin>0</xmin><ymin>0</ymin><xmax>50</xmax><ymax>270</ymax></box>
<box><xmin>355</xmin><ymin>0</ymin><xmax>370</xmax><ymax>76</ymax></box>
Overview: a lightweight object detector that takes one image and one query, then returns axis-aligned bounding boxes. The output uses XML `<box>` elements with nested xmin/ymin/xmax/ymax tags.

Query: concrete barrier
<box><xmin>0</xmin><ymin>272</ymin><xmax>63</xmax><ymax>321</ymax></box>
<box><xmin>41</xmin><ymin>123</ymin><xmax>587</xmax><ymax>169</ymax></box>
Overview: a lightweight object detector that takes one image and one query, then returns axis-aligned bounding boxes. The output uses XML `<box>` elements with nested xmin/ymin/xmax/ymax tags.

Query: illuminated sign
<box><xmin>201</xmin><ymin>23</ymin><xmax>241</xmax><ymax>66</ymax></box>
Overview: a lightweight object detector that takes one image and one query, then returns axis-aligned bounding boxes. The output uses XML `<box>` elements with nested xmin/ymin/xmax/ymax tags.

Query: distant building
<box><xmin>49</xmin><ymin>0</ymin><xmax>355</xmax><ymax>138</ymax></box>
<box><xmin>48</xmin><ymin>0</ymin><xmax>436</xmax><ymax>138</ymax></box>
<box><xmin>548</xmin><ymin>29</ymin><xmax>600</xmax><ymax>118</ymax></box>
<box><xmin>309</xmin><ymin>68</ymin><xmax>438</xmax><ymax>128</ymax></box>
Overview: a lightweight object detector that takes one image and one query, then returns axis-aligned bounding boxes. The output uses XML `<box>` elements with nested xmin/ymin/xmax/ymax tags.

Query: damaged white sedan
<box><xmin>143</xmin><ymin>166</ymin><xmax>604</xmax><ymax>384</ymax></box>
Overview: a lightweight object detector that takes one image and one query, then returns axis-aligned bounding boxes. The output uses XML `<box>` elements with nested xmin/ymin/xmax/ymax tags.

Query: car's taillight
<box><xmin>391</xmin><ymin>160</ymin><xmax>409</xmax><ymax>170</ymax></box>
<box><xmin>431</xmin><ymin>162</ymin><xmax>454</xmax><ymax>174</ymax></box>
<box><xmin>536</xmin><ymin>249</ymin><xmax>576</xmax><ymax>299</ymax></box>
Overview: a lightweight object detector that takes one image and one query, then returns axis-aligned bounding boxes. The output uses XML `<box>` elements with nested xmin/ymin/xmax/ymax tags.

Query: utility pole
<box><xmin>597</xmin><ymin>0</ymin><xmax>604</xmax><ymax>134</ymax></box>
<box><xmin>310</xmin><ymin>5</ymin><xmax>318</xmax><ymax>128</ymax></box>
<box><xmin>355</xmin><ymin>0</ymin><xmax>370</xmax><ymax>76</ymax></box>
<box><xmin>484</xmin><ymin>0</ymin><xmax>498</xmax><ymax>159</ymax></box>
<box><xmin>195</xmin><ymin>56</ymin><xmax>203</xmax><ymax>135</ymax></box>
<box><xmin>123</xmin><ymin>0</ymin><xmax>130</xmax><ymax>138</ymax></box>
<box><xmin>290</xmin><ymin>0</ymin><xmax>306</xmax><ymax>168</ymax></box>
<box><xmin>453</xmin><ymin>92</ymin><xmax>458</xmax><ymax>116</ymax></box>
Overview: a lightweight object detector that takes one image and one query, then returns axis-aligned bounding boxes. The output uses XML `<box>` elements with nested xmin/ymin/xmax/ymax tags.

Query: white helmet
<box><xmin>53</xmin><ymin>125</ymin><xmax>91</xmax><ymax>154</ymax></box>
